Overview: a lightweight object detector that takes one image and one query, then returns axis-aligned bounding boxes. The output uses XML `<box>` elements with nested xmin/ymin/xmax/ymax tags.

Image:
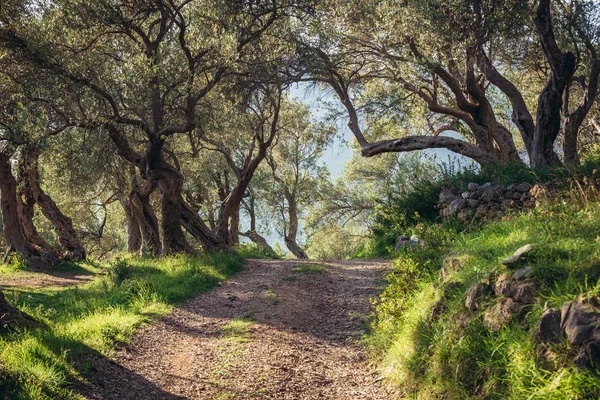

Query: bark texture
<box><xmin>0</xmin><ymin>151</ymin><xmax>58</xmax><ymax>269</ymax></box>
<box><xmin>23</xmin><ymin>148</ymin><xmax>86</xmax><ymax>261</ymax></box>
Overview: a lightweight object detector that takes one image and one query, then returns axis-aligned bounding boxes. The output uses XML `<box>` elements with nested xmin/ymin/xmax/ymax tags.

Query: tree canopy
<box><xmin>0</xmin><ymin>0</ymin><xmax>599</xmax><ymax>266</ymax></box>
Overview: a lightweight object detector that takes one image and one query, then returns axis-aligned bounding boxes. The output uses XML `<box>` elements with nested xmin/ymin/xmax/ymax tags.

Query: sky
<box><xmin>252</xmin><ymin>83</ymin><xmax>474</xmax><ymax>251</ymax></box>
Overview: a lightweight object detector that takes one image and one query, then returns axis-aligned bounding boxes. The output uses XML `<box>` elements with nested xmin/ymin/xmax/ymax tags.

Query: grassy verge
<box><xmin>368</xmin><ymin>198</ymin><xmax>600</xmax><ymax>399</ymax></box>
<box><xmin>0</xmin><ymin>252</ymin><xmax>244</xmax><ymax>399</ymax></box>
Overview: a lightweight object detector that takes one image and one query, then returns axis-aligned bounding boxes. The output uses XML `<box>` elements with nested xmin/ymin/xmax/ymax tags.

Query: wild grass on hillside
<box><xmin>368</xmin><ymin>195</ymin><xmax>600</xmax><ymax>399</ymax></box>
<box><xmin>0</xmin><ymin>253</ymin><xmax>243</xmax><ymax>400</ymax></box>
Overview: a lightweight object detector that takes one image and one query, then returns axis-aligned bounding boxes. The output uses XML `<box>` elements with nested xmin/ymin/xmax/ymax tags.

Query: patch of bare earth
<box><xmin>80</xmin><ymin>259</ymin><xmax>397</xmax><ymax>399</ymax></box>
<box><xmin>0</xmin><ymin>272</ymin><xmax>93</xmax><ymax>289</ymax></box>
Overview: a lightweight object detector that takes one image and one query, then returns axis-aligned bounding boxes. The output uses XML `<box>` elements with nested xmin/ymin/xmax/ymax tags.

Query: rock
<box><xmin>467</xmin><ymin>182</ymin><xmax>479</xmax><ymax>191</ymax></box>
<box><xmin>512</xmin><ymin>266</ymin><xmax>532</xmax><ymax>280</ymax></box>
<box><xmin>394</xmin><ymin>235</ymin><xmax>420</xmax><ymax>251</ymax></box>
<box><xmin>512</xmin><ymin>282</ymin><xmax>536</xmax><ymax>304</ymax></box>
<box><xmin>481</xmin><ymin>188</ymin><xmax>502</xmax><ymax>202</ymax></box>
<box><xmin>477</xmin><ymin>182</ymin><xmax>494</xmax><ymax>195</ymax></box>
<box><xmin>394</xmin><ymin>235</ymin><xmax>411</xmax><ymax>251</ymax></box>
<box><xmin>574</xmin><ymin>335</ymin><xmax>600</xmax><ymax>370</ymax></box>
<box><xmin>560</xmin><ymin>299</ymin><xmax>600</xmax><ymax>345</ymax></box>
<box><xmin>484</xmin><ymin>298</ymin><xmax>518</xmax><ymax>331</ymax></box>
<box><xmin>465</xmin><ymin>281</ymin><xmax>490</xmax><ymax>312</ymax></box>
<box><xmin>513</xmin><ymin>182</ymin><xmax>531</xmax><ymax>192</ymax></box>
<box><xmin>535</xmin><ymin>308</ymin><xmax>562</xmax><ymax>343</ymax></box>
<box><xmin>447</xmin><ymin>199</ymin><xmax>467</xmax><ymax>216</ymax></box>
<box><xmin>461</xmin><ymin>191</ymin><xmax>471</xmax><ymax>199</ymax></box>
<box><xmin>466</xmin><ymin>199</ymin><xmax>480</xmax><ymax>208</ymax></box>
<box><xmin>439</xmin><ymin>188</ymin><xmax>458</xmax><ymax>205</ymax></box>
<box><xmin>512</xmin><ymin>192</ymin><xmax>523</xmax><ymax>200</ymax></box>
<box><xmin>494</xmin><ymin>274</ymin><xmax>514</xmax><ymax>297</ymax></box>
<box><xmin>502</xmin><ymin>244</ymin><xmax>534</xmax><ymax>267</ymax></box>
<box><xmin>483</xmin><ymin>299</ymin><xmax>512</xmax><ymax>332</ymax></box>
<box><xmin>469</xmin><ymin>191</ymin><xmax>480</xmax><ymax>200</ymax></box>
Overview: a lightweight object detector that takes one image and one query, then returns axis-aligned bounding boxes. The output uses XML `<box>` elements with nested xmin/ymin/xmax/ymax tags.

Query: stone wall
<box><xmin>438</xmin><ymin>182</ymin><xmax>536</xmax><ymax>219</ymax></box>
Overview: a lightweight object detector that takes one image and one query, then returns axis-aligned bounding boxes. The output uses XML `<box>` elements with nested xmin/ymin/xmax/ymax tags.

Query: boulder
<box><xmin>512</xmin><ymin>282</ymin><xmax>536</xmax><ymax>304</ymax></box>
<box><xmin>481</xmin><ymin>188</ymin><xmax>502</xmax><ymax>202</ymax></box>
<box><xmin>535</xmin><ymin>308</ymin><xmax>563</xmax><ymax>343</ymax></box>
<box><xmin>465</xmin><ymin>281</ymin><xmax>490</xmax><ymax>312</ymax></box>
<box><xmin>574</xmin><ymin>335</ymin><xmax>600</xmax><ymax>370</ymax></box>
<box><xmin>447</xmin><ymin>199</ymin><xmax>467</xmax><ymax>216</ymax></box>
<box><xmin>502</xmin><ymin>244</ymin><xmax>533</xmax><ymax>267</ymax></box>
<box><xmin>483</xmin><ymin>298</ymin><xmax>523</xmax><ymax>331</ymax></box>
<box><xmin>477</xmin><ymin>182</ymin><xmax>494</xmax><ymax>195</ymax></box>
<box><xmin>461</xmin><ymin>191</ymin><xmax>471</xmax><ymax>199</ymax></box>
<box><xmin>560</xmin><ymin>299</ymin><xmax>600</xmax><ymax>345</ymax></box>
<box><xmin>394</xmin><ymin>235</ymin><xmax>421</xmax><ymax>251</ymax></box>
<box><xmin>494</xmin><ymin>274</ymin><xmax>514</xmax><ymax>297</ymax></box>
<box><xmin>394</xmin><ymin>235</ymin><xmax>411</xmax><ymax>251</ymax></box>
<box><xmin>466</xmin><ymin>199</ymin><xmax>480</xmax><ymax>208</ymax></box>
<box><xmin>513</xmin><ymin>183</ymin><xmax>531</xmax><ymax>192</ymax></box>
<box><xmin>467</xmin><ymin>182</ymin><xmax>479</xmax><ymax>191</ymax></box>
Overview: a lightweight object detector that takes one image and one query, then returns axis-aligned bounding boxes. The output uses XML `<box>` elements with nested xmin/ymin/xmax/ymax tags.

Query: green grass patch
<box><xmin>235</xmin><ymin>243</ymin><xmax>281</xmax><ymax>259</ymax></box>
<box><xmin>291</xmin><ymin>263</ymin><xmax>326</xmax><ymax>274</ymax></box>
<box><xmin>369</xmin><ymin>198</ymin><xmax>600</xmax><ymax>399</ymax></box>
<box><xmin>220</xmin><ymin>316</ymin><xmax>255</xmax><ymax>343</ymax></box>
<box><xmin>0</xmin><ymin>252</ymin><xmax>244</xmax><ymax>399</ymax></box>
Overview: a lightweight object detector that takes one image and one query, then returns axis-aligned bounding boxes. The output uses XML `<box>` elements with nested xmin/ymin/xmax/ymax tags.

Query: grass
<box><xmin>235</xmin><ymin>243</ymin><xmax>281</xmax><ymax>260</ymax></box>
<box><xmin>0</xmin><ymin>252</ymin><xmax>244</xmax><ymax>400</ymax></box>
<box><xmin>368</xmin><ymin>193</ymin><xmax>600</xmax><ymax>399</ymax></box>
<box><xmin>220</xmin><ymin>315</ymin><xmax>255</xmax><ymax>343</ymax></box>
<box><xmin>291</xmin><ymin>263</ymin><xmax>326</xmax><ymax>274</ymax></box>
<box><xmin>265</xmin><ymin>289</ymin><xmax>279</xmax><ymax>305</ymax></box>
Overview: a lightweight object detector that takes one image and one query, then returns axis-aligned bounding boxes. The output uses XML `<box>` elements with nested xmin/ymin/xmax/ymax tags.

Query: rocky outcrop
<box><xmin>533</xmin><ymin>296</ymin><xmax>600</xmax><ymax>370</ymax></box>
<box><xmin>438</xmin><ymin>182</ymin><xmax>535</xmax><ymax>220</ymax></box>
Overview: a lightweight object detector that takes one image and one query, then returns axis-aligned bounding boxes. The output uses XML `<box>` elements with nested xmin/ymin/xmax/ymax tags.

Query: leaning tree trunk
<box><xmin>284</xmin><ymin>196</ymin><xmax>308</xmax><ymax>259</ymax></box>
<box><xmin>16</xmin><ymin>187</ymin><xmax>62</xmax><ymax>258</ymax></box>
<box><xmin>25</xmin><ymin>150</ymin><xmax>86</xmax><ymax>261</ymax></box>
<box><xmin>0</xmin><ymin>152</ymin><xmax>58</xmax><ymax>269</ymax></box>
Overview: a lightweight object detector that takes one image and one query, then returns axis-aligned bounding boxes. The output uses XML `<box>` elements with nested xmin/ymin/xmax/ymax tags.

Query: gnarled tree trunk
<box><xmin>0</xmin><ymin>152</ymin><xmax>58</xmax><ymax>269</ymax></box>
<box><xmin>24</xmin><ymin>149</ymin><xmax>86</xmax><ymax>261</ymax></box>
<box><xmin>146</xmin><ymin>138</ymin><xmax>194</xmax><ymax>255</ymax></box>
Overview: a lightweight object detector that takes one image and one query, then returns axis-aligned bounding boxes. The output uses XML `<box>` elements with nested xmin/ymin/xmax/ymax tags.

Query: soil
<box><xmin>0</xmin><ymin>271</ymin><xmax>94</xmax><ymax>289</ymax></box>
<box><xmin>79</xmin><ymin>259</ymin><xmax>397</xmax><ymax>399</ymax></box>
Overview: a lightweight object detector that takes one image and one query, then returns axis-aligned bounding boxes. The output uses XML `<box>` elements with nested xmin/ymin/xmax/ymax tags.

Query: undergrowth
<box><xmin>0</xmin><ymin>252</ymin><xmax>243</xmax><ymax>399</ymax></box>
<box><xmin>368</xmin><ymin>181</ymin><xmax>600</xmax><ymax>398</ymax></box>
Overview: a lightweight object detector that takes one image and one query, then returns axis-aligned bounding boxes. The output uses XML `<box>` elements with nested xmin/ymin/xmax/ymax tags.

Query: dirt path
<box><xmin>80</xmin><ymin>259</ymin><xmax>395</xmax><ymax>400</ymax></box>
